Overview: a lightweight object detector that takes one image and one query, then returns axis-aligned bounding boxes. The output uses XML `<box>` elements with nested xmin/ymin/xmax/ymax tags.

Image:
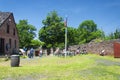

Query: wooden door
<box><xmin>0</xmin><ymin>38</ymin><xmax>4</xmax><ymax>55</ymax></box>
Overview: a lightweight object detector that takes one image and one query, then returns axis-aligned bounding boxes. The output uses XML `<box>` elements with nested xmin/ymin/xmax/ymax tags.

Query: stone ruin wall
<box><xmin>69</xmin><ymin>39</ymin><xmax>120</xmax><ymax>56</ymax></box>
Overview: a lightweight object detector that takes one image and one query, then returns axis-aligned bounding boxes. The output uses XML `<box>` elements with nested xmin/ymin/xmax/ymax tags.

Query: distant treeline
<box><xmin>16</xmin><ymin>11</ymin><xmax>120</xmax><ymax>49</ymax></box>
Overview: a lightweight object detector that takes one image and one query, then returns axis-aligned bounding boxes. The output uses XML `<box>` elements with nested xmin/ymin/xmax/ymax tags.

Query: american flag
<box><xmin>64</xmin><ymin>17</ymin><xmax>67</xmax><ymax>27</ymax></box>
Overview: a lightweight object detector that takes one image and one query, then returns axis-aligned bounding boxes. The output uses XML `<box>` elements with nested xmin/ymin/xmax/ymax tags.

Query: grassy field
<box><xmin>0</xmin><ymin>54</ymin><xmax>120</xmax><ymax>80</ymax></box>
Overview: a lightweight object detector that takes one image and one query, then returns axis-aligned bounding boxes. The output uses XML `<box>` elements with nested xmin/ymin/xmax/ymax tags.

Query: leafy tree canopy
<box><xmin>39</xmin><ymin>11</ymin><xmax>65</xmax><ymax>48</ymax></box>
<box><xmin>31</xmin><ymin>39</ymin><xmax>45</xmax><ymax>47</ymax></box>
<box><xmin>106</xmin><ymin>28</ymin><xmax>120</xmax><ymax>40</ymax></box>
<box><xmin>78</xmin><ymin>20</ymin><xmax>103</xmax><ymax>43</ymax></box>
<box><xmin>79</xmin><ymin>20</ymin><xmax>97</xmax><ymax>32</ymax></box>
<box><xmin>67</xmin><ymin>27</ymin><xmax>80</xmax><ymax>45</ymax></box>
<box><xmin>16</xmin><ymin>20</ymin><xmax>36</xmax><ymax>47</ymax></box>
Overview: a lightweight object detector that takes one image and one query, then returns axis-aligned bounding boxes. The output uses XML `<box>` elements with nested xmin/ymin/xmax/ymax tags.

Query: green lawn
<box><xmin>0</xmin><ymin>54</ymin><xmax>120</xmax><ymax>80</ymax></box>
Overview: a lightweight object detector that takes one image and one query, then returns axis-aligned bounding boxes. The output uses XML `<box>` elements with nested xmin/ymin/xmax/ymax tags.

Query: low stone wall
<box><xmin>69</xmin><ymin>39</ymin><xmax>120</xmax><ymax>55</ymax></box>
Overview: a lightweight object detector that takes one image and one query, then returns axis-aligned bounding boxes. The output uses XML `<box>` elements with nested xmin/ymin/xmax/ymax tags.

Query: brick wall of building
<box><xmin>0</xmin><ymin>13</ymin><xmax>19</xmax><ymax>55</ymax></box>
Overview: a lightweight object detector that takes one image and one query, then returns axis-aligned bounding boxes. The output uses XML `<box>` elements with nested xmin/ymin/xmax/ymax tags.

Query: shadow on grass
<box><xmin>95</xmin><ymin>58</ymin><xmax>120</xmax><ymax>66</ymax></box>
<box><xmin>78</xmin><ymin>66</ymin><xmax>120</xmax><ymax>80</ymax></box>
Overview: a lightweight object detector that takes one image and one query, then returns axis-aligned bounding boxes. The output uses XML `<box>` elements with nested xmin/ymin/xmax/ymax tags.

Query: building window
<box><xmin>13</xmin><ymin>28</ymin><xmax>15</xmax><ymax>35</ymax></box>
<box><xmin>7</xmin><ymin>24</ymin><xmax>10</xmax><ymax>33</ymax></box>
<box><xmin>9</xmin><ymin>39</ymin><xmax>11</xmax><ymax>48</ymax></box>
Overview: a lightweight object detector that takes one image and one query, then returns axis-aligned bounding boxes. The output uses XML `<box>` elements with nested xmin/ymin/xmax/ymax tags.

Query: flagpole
<box><xmin>65</xmin><ymin>17</ymin><xmax>67</xmax><ymax>58</ymax></box>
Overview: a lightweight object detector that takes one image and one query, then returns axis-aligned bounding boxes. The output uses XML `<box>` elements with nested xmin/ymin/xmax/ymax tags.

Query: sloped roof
<box><xmin>0</xmin><ymin>11</ymin><xmax>11</xmax><ymax>26</ymax></box>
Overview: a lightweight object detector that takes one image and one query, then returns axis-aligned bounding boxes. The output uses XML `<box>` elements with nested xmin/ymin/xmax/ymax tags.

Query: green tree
<box><xmin>39</xmin><ymin>11</ymin><xmax>65</xmax><ymax>48</ymax></box>
<box><xmin>31</xmin><ymin>39</ymin><xmax>45</xmax><ymax>47</ymax></box>
<box><xmin>78</xmin><ymin>20</ymin><xmax>102</xmax><ymax>43</ymax></box>
<box><xmin>88</xmin><ymin>29</ymin><xmax>105</xmax><ymax>40</ymax></box>
<box><xmin>105</xmin><ymin>28</ymin><xmax>120</xmax><ymax>40</ymax></box>
<box><xmin>114</xmin><ymin>28</ymin><xmax>120</xmax><ymax>39</ymax></box>
<box><xmin>67</xmin><ymin>27</ymin><xmax>79</xmax><ymax>45</ymax></box>
<box><xmin>16</xmin><ymin>20</ymin><xmax>36</xmax><ymax>47</ymax></box>
<box><xmin>106</xmin><ymin>33</ymin><xmax>115</xmax><ymax>40</ymax></box>
<box><xmin>79</xmin><ymin>20</ymin><xmax>97</xmax><ymax>32</ymax></box>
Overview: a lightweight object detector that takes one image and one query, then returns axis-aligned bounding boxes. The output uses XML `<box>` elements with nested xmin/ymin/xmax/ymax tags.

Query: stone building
<box><xmin>0</xmin><ymin>11</ymin><xmax>19</xmax><ymax>56</ymax></box>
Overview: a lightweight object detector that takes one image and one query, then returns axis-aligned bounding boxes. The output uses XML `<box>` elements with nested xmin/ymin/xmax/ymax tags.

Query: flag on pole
<box><xmin>64</xmin><ymin>17</ymin><xmax>67</xmax><ymax>27</ymax></box>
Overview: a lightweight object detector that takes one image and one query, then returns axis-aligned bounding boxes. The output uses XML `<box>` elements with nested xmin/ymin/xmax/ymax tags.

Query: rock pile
<box><xmin>69</xmin><ymin>39</ymin><xmax>120</xmax><ymax>56</ymax></box>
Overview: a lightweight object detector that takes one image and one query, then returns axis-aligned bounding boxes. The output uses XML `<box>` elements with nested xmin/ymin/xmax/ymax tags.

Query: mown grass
<box><xmin>0</xmin><ymin>54</ymin><xmax>120</xmax><ymax>80</ymax></box>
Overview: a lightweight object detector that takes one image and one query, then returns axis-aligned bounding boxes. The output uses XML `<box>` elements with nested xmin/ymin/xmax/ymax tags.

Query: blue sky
<box><xmin>0</xmin><ymin>0</ymin><xmax>120</xmax><ymax>38</ymax></box>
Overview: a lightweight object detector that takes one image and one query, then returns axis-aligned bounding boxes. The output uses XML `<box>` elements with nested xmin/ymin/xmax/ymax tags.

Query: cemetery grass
<box><xmin>0</xmin><ymin>54</ymin><xmax>120</xmax><ymax>80</ymax></box>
